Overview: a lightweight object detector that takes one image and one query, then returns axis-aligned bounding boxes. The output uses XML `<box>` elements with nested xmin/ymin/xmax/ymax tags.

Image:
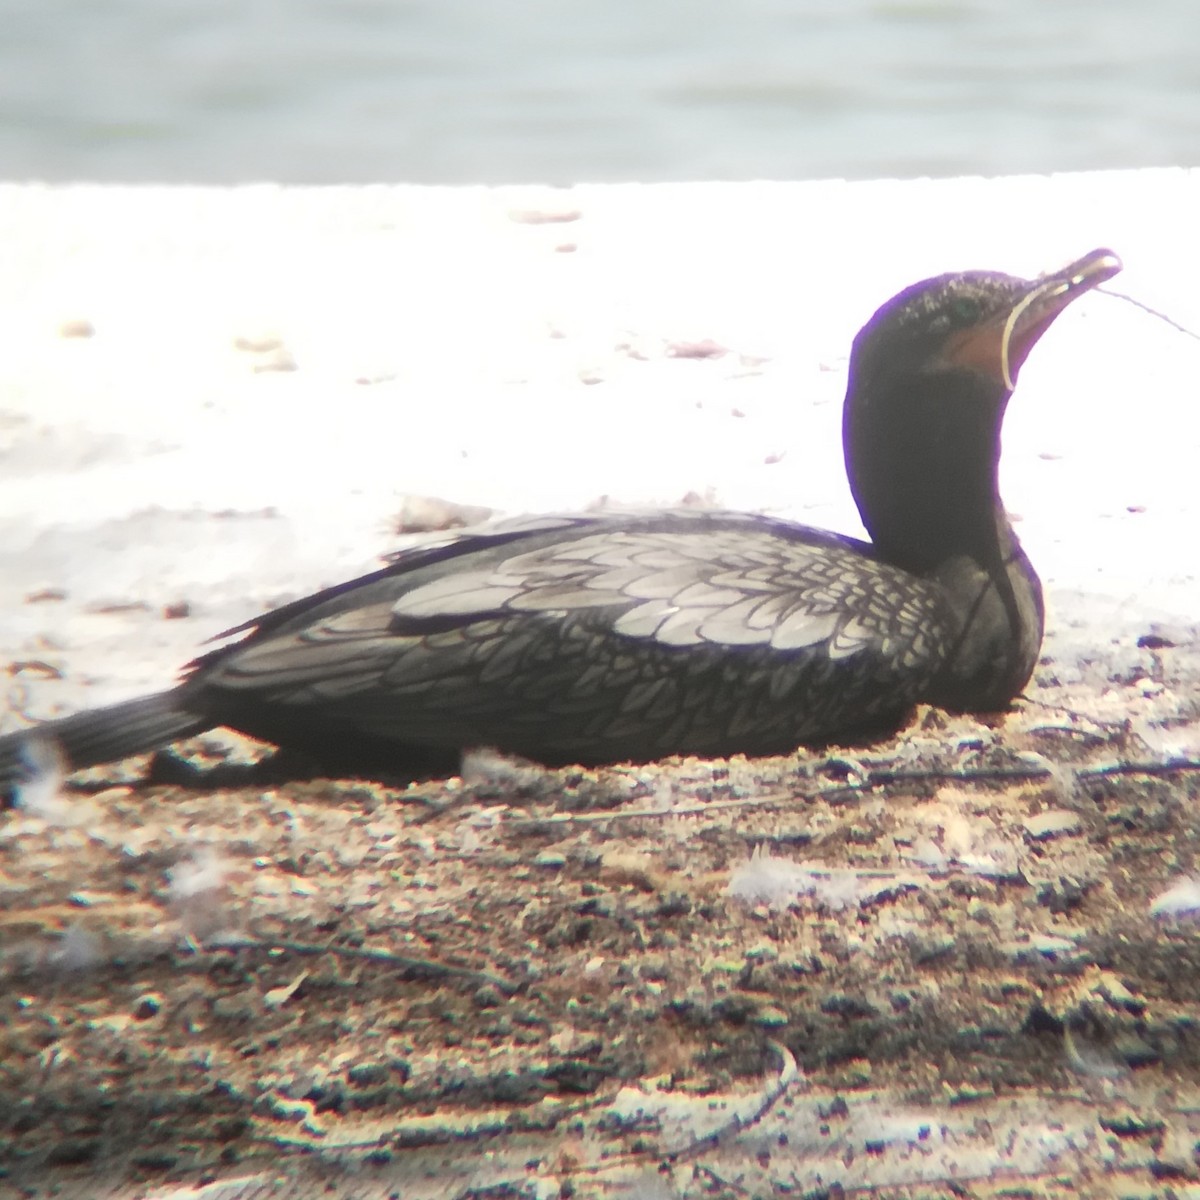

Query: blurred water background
<box><xmin>2</xmin><ymin>0</ymin><xmax>1198</xmax><ymax>184</ymax></box>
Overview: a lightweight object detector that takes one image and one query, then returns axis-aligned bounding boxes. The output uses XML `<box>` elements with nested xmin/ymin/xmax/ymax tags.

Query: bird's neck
<box><xmin>844</xmin><ymin>368</ymin><xmax>1009</xmax><ymax>577</ymax></box>
<box><xmin>844</xmin><ymin>367</ymin><xmax>1044</xmax><ymax>709</ymax></box>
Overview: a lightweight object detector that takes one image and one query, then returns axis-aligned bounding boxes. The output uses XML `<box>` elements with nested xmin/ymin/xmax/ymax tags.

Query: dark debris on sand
<box><xmin>2</xmin><ymin>702</ymin><xmax>1200</xmax><ymax>1198</ymax></box>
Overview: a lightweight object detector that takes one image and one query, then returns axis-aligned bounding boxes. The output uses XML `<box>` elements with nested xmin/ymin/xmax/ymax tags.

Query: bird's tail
<box><xmin>0</xmin><ymin>692</ymin><xmax>210</xmax><ymax>803</ymax></box>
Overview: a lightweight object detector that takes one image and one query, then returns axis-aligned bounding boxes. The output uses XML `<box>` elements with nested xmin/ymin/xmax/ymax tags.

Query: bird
<box><xmin>0</xmin><ymin>248</ymin><xmax>1121</xmax><ymax>799</ymax></box>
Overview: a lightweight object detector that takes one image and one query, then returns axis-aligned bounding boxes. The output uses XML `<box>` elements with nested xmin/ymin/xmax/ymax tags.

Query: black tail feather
<box><xmin>0</xmin><ymin>692</ymin><xmax>210</xmax><ymax>802</ymax></box>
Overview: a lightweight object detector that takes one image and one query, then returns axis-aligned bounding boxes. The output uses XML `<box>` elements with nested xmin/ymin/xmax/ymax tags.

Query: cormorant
<box><xmin>0</xmin><ymin>248</ymin><xmax>1121</xmax><ymax>796</ymax></box>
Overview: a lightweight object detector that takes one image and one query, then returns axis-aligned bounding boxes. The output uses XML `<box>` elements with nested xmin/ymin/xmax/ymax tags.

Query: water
<box><xmin>2</xmin><ymin>0</ymin><xmax>1199</xmax><ymax>184</ymax></box>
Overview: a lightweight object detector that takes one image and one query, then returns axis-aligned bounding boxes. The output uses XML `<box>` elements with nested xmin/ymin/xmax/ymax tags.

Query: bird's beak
<box><xmin>945</xmin><ymin>248</ymin><xmax>1123</xmax><ymax>392</ymax></box>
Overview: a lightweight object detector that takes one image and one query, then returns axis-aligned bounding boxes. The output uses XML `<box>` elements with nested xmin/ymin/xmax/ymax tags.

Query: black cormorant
<box><xmin>0</xmin><ymin>248</ymin><xmax>1121</xmax><ymax>796</ymax></box>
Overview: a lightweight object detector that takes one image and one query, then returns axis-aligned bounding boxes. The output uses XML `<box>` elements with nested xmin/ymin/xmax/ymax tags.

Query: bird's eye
<box><xmin>950</xmin><ymin>296</ymin><xmax>981</xmax><ymax>324</ymax></box>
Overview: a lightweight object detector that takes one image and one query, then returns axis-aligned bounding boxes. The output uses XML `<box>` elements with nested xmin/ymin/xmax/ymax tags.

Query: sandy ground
<box><xmin>2</xmin><ymin>173</ymin><xmax>1200</xmax><ymax>1196</ymax></box>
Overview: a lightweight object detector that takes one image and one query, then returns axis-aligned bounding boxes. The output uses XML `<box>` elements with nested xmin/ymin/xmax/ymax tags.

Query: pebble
<box><xmin>753</xmin><ymin>1005</ymin><xmax>788</xmax><ymax>1028</ymax></box>
<box><xmin>392</xmin><ymin>494</ymin><xmax>494</xmax><ymax>533</ymax></box>
<box><xmin>1022</xmin><ymin>809</ymin><xmax>1083</xmax><ymax>841</ymax></box>
<box><xmin>473</xmin><ymin>983</ymin><xmax>504</xmax><ymax>1009</ymax></box>
<box><xmin>132</xmin><ymin>993</ymin><xmax>163</xmax><ymax>1021</ymax></box>
<box><xmin>507</xmin><ymin>207</ymin><xmax>581</xmax><ymax>225</ymax></box>
<box><xmin>1149</xmin><ymin>875</ymin><xmax>1200</xmax><ymax>917</ymax></box>
<box><xmin>345</xmin><ymin>1062</ymin><xmax>389</xmax><ymax>1088</ymax></box>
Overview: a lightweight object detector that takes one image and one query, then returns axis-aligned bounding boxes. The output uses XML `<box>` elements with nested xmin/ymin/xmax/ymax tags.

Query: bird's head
<box><xmin>849</xmin><ymin>247</ymin><xmax>1122</xmax><ymax>402</ymax></box>
<box><xmin>843</xmin><ymin>248</ymin><xmax>1122</xmax><ymax>572</ymax></box>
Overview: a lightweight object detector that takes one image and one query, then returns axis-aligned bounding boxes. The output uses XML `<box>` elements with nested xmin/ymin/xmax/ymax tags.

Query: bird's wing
<box><xmin>198</xmin><ymin>515</ymin><xmax>954</xmax><ymax>758</ymax></box>
<box><xmin>208</xmin><ymin>513</ymin><xmax>584</xmax><ymax>645</ymax></box>
<box><xmin>389</xmin><ymin>524</ymin><xmax>944</xmax><ymax>658</ymax></box>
